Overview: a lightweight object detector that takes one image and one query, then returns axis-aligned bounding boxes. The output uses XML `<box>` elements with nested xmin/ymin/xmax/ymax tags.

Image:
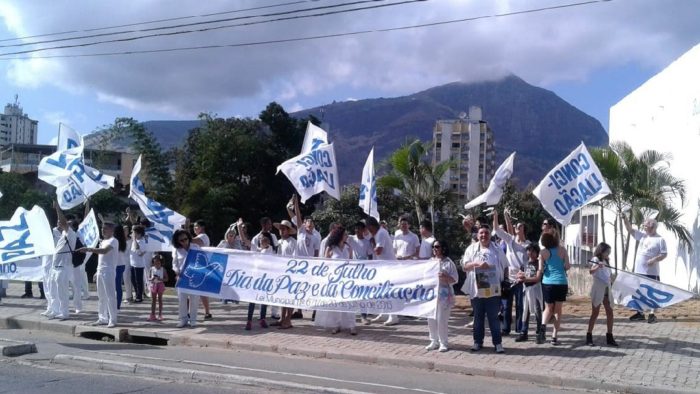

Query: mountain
<box><xmin>293</xmin><ymin>75</ymin><xmax>608</xmax><ymax>187</ymax></box>
<box><xmin>84</xmin><ymin>120</ymin><xmax>203</xmax><ymax>152</ymax></box>
<box><xmin>86</xmin><ymin>75</ymin><xmax>608</xmax><ymax>187</ymax></box>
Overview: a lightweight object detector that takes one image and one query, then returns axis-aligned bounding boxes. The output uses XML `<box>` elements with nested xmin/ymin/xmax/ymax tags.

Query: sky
<box><xmin>0</xmin><ymin>0</ymin><xmax>697</xmax><ymax>144</ymax></box>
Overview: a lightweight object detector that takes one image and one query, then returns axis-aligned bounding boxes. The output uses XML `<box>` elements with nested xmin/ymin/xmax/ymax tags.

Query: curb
<box><xmin>0</xmin><ymin>338</ymin><xmax>37</xmax><ymax>357</ymax></box>
<box><xmin>3</xmin><ymin>314</ymin><xmax>696</xmax><ymax>394</ymax></box>
<box><xmin>51</xmin><ymin>354</ymin><xmax>364</xmax><ymax>394</ymax></box>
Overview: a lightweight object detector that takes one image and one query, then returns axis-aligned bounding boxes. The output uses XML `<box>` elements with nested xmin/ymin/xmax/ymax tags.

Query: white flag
<box><xmin>0</xmin><ymin>206</ymin><xmax>55</xmax><ymax>264</ymax></box>
<box><xmin>300</xmin><ymin>121</ymin><xmax>328</xmax><ymax>154</ymax></box>
<box><xmin>77</xmin><ymin>209</ymin><xmax>100</xmax><ymax>264</ymax></box>
<box><xmin>129</xmin><ymin>156</ymin><xmax>186</xmax><ymax>251</ymax></box>
<box><xmin>613</xmin><ymin>270</ymin><xmax>695</xmax><ymax>312</ymax></box>
<box><xmin>276</xmin><ymin>143</ymin><xmax>340</xmax><ymax>203</ymax></box>
<box><xmin>57</xmin><ymin>123</ymin><xmax>83</xmax><ymax>153</ymax></box>
<box><xmin>464</xmin><ymin>152</ymin><xmax>515</xmax><ymax>210</ymax></box>
<box><xmin>359</xmin><ymin>147</ymin><xmax>379</xmax><ymax>220</ymax></box>
<box><xmin>532</xmin><ymin>143</ymin><xmax>610</xmax><ymax>225</ymax></box>
<box><xmin>54</xmin><ymin>163</ymin><xmax>115</xmax><ymax>210</ymax></box>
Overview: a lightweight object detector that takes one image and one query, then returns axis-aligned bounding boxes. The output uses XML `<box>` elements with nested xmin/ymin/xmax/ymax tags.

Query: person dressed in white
<box><xmin>319</xmin><ymin>222</ymin><xmax>340</xmax><ymax>259</ymax></box>
<box><xmin>191</xmin><ymin>220</ymin><xmax>213</xmax><ymax>320</ymax></box>
<box><xmin>425</xmin><ymin>239</ymin><xmax>458</xmax><ymax>352</ymax></box>
<box><xmin>250</xmin><ymin>216</ymin><xmax>280</xmax><ymax>318</ymax></box>
<box><xmin>347</xmin><ymin>220</ymin><xmax>374</xmax><ymax>325</ymax></box>
<box><xmin>275</xmin><ymin>220</ymin><xmax>297</xmax><ymax>329</ymax></box>
<box><xmin>113</xmin><ymin>225</ymin><xmax>129</xmax><ymax>310</ymax></box>
<box><xmin>68</xmin><ymin>218</ymin><xmax>86</xmax><ymax>312</ymax></box>
<box><xmin>46</xmin><ymin>201</ymin><xmax>77</xmax><ymax>320</ymax></box>
<box><xmin>586</xmin><ymin>242</ymin><xmax>618</xmax><ymax>347</ymax></box>
<box><xmin>393</xmin><ymin>216</ymin><xmax>419</xmax><ymax>261</ymax></box>
<box><xmin>122</xmin><ymin>225</ymin><xmax>133</xmax><ymax>303</ymax></box>
<box><xmin>39</xmin><ymin>254</ymin><xmax>54</xmax><ymax>317</ymax></box>
<box><xmin>130</xmin><ymin>225</ymin><xmax>148</xmax><ymax>303</ymax></box>
<box><xmin>418</xmin><ymin>220</ymin><xmax>436</xmax><ymax>259</ymax></box>
<box><xmin>365</xmin><ymin>217</ymin><xmax>399</xmax><ymax>326</ymax></box>
<box><xmin>290</xmin><ymin>195</ymin><xmax>319</xmax><ymax>319</ymax></box>
<box><xmin>171</xmin><ymin>229</ymin><xmax>200</xmax><ymax>328</ymax></box>
<box><xmin>78</xmin><ymin>221</ymin><xmax>120</xmax><ymax>327</ymax></box>
<box><xmin>315</xmin><ymin>226</ymin><xmax>358</xmax><ymax>335</ymax></box>
<box><xmin>622</xmin><ymin>215</ymin><xmax>667</xmax><ymax>324</ymax></box>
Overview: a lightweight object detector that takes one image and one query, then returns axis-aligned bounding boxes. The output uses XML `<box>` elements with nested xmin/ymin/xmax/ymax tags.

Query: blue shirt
<box><xmin>542</xmin><ymin>247</ymin><xmax>567</xmax><ymax>285</ymax></box>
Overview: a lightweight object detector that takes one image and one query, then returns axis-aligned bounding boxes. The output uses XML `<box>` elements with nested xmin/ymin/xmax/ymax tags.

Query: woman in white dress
<box><xmin>316</xmin><ymin>226</ymin><xmax>357</xmax><ymax>335</ymax></box>
<box><xmin>586</xmin><ymin>242</ymin><xmax>618</xmax><ymax>347</ymax></box>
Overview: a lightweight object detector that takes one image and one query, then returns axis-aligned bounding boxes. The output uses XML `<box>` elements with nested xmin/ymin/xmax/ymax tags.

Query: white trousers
<box><xmin>70</xmin><ymin>264</ymin><xmax>85</xmax><ymax>311</ymax></box>
<box><xmin>375</xmin><ymin>314</ymin><xmax>401</xmax><ymax>324</ymax></box>
<box><xmin>427</xmin><ymin>305</ymin><xmax>452</xmax><ymax>346</ymax></box>
<box><xmin>177</xmin><ymin>290</ymin><xmax>199</xmax><ymax>325</ymax></box>
<box><xmin>42</xmin><ymin>257</ymin><xmax>53</xmax><ymax>313</ymax></box>
<box><xmin>123</xmin><ymin>265</ymin><xmax>133</xmax><ymax>300</ymax></box>
<box><xmin>48</xmin><ymin>266</ymin><xmax>71</xmax><ymax>317</ymax></box>
<box><xmin>96</xmin><ymin>269</ymin><xmax>118</xmax><ymax>324</ymax></box>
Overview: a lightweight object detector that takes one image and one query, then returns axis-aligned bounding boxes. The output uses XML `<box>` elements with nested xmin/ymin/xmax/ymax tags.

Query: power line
<box><xmin>0</xmin><ymin>0</ymin><xmax>613</xmax><ymax>61</ymax></box>
<box><xmin>0</xmin><ymin>0</ymin><xmax>316</xmax><ymax>43</ymax></box>
<box><xmin>0</xmin><ymin>0</ymin><xmax>402</xmax><ymax>50</ymax></box>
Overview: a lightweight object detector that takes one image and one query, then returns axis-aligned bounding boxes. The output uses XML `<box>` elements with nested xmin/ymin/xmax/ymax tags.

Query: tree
<box><xmin>591</xmin><ymin>142</ymin><xmax>690</xmax><ymax>270</ymax></box>
<box><xmin>378</xmin><ymin>139</ymin><xmax>453</xmax><ymax>224</ymax></box>
<box><xmin>0</xmin><ymin>172</ymin><xmax>53</xmax><ymax>219</ymax></box>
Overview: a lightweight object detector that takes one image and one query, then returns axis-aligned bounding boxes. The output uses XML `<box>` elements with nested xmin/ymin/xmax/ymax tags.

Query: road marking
<box><xmin>89</xmin><ymin>350</ymin><xmax>447</xmax><ymax>394</ymax></box>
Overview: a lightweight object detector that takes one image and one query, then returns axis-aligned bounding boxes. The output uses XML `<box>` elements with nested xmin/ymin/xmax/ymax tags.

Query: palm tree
<box><xmin>378</xmin><ymin>139</ymin><xmax>453</xmax><ymax>225</ymax></box>
<box><xmin>591</xmin><ymin>142</ymin><xmax>691</xmax><ymax>270</ymax></box>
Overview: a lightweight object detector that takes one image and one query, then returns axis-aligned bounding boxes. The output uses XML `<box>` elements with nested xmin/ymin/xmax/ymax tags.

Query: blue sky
<box><xmin>0</xmin><ymin>0</ymin><xmax>697</xmax><ymax>144</ymax></box>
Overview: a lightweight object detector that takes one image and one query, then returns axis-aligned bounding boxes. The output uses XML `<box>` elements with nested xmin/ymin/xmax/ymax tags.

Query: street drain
<box><xmin>79</xmin><ymin>331</ymin><xmax>115</xmax><ymax>342</ymax></box>
<box><xmin>127</xmin><ymin>335</ymin><xmax>168</xmax><ymax>346</ymax></box>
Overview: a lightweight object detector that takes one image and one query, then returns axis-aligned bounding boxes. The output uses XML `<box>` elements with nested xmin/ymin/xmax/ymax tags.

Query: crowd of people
<box><xmin>22</xmin><ymin>195</ymin><xmax>668</xmax><ymax>354</ymax></box>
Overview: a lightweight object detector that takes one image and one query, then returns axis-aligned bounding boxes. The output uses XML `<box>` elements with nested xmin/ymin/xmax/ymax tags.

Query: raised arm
<box><xmin>504</xmin><ymin>209</ymin><xmax>515</xmax><ymax>236</ymax></box>
<box><xmin>621</xmin><ymin>213</ymin><xmax>634</xmax><ymax>234</ymax></box>
<box><xmin>54</xmin><ymin>199</ymin><xmax>68</xmax><ymax>231</ymax></box>
<box><xmin>293</xmin><ymin>194</ymin><xmax>302</xmax><ymax>231</ymax></box>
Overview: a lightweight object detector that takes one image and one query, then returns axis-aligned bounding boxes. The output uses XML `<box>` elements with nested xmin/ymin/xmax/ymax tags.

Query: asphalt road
<box><xmin>0</xmin><ymin>329</ymin><xmax>592</xmax><ymax>394</ymax></box>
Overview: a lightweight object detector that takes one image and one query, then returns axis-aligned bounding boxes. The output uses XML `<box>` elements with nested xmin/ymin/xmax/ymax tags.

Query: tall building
<box><xmin>432</xmin><ymin>106</ymin><xmax>496</xmax><ymax>204</ymax></box>
<box><xmin>0</xmin><ymin>96</ymin><xmax>38</xmax><ymax>146</ymax></box>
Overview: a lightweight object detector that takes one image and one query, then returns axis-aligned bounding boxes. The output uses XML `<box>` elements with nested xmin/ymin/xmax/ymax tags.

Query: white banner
<box><xmin>359</xmin><ymin>147</ymin><xmax>379</xmax><ymax>220</ymax></box>
<box><xmin>532</xmin><ymin>143</ymin><xmax>611</xmax><ymax>225</ymax></box>
<box><xmin>55</xmin><ymin>164</ymin><xmax>115</xmax><ymax>209</ymax></box>
<box><xmin>276</xmin><ymin>143</ymin><xmax>340</xmax><ymax>203</ymax></box>
<box><xmin>57</xmin><ymin>123</ymin><xmax>83</xmax><ymax>152</ymax></box>
<box><xmin>612</xmin><ymin>270</ymin><xmax>695</xmax><ymax>312</ymax></box>
<box><xmin>177</xmin><ymin>248</ymin><xmax>439</xmax><ymax>317</ymax></box>
<box><xmin>129</xmin><ymin>155</ymin><xmax>186</xmax><ymax>251</ymax></box>
<box><xmin>77</xmin><ymin>209</ymin><xmax>100</xmax><ymax>264</ymax></box>
<box><xmin>300</xmin><ymin>121</ymin><xmax>328</xmax><ymax>154</ymax></box>
<box><xmin>0</xmin><ymin>206</ymin><xmax>55</xmax><ymax>264</ymax></box>
<box><xmin>464</xmin><ymin>152</ymin><xmax>515</xmax><ymax>210</ymax></box>
<box><xmin>0</xmin><ymin>257</ymin><xmax>44</xmax><ymax>281</ymax></box>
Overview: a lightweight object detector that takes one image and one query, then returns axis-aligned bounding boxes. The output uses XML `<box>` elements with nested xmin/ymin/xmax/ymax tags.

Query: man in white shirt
<box><xmin>418</xmin><ymin>220</ymin><xmax>436</xmax><ymax>259</ymax></box>
<box><xmin>623</xmin><ymin>215</ymin><xmax>667</xmax><ymax>324</ymax></box>
<box><xmin>275</xmin><ymin>220</ymin><xmax>297</xmax><ymax>329</ymax></box>
<box><xmin>348</xmin><ymin>221</ymin><xmax>373</xmax><ymax>260</ymax></box>
<box><xmin>366</xmin><ymin>217</ymin><xmax>400</xmax><ymax>326</ymax></box>
<box><xmin>290</xmin><ymin>195</ymin><xmax>319</xmax><ymax>319</ymax></box>
<box><xmin>393</xmin><ymin>216</ymin><xmax>420</xmax><ymax>260</ymax></box>
<box><xmin>192</xmin><ymin>219</ymin><xmax>213</xmax><ymax>320</ymax></box>
<box><xmin>46</xmin><ymin>201</ymin><xmax>77</xmax><ymax>320</ymax></box>
<box><xmin>251</xmin><ymin>217</ymin><xmax>279</xmax><ymax>252</ymax></box>
<box><xmin>79</xmin><ymin>221</ymin><xmax>119</xmax><ymax>328</ymax></box>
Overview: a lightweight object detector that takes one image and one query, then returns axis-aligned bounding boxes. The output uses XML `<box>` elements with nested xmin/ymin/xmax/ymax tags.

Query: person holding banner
<box><xmin>79</xmin><ymin>222</ymin><xmax>120</xmax><ymax>328</ymax></box>
<box><xmin>622</xmin><ymin>215</ymin><xmax>667</xmax><ymax>324</ymax></box>
<box><xmin>586</xmin><ymin>242</ymin><xmax>618</xmax><ymax>347</ymax></box>
<box><xmin>463</xmin><ymin>225</ymin><xmax>508</xmax><ymax>353</ymax></box>
<box><xmin>425</xmin><ymin>239</ymin><xmax>458</xmax><ymax>352</ymax></box>
<box><xmin>171</xmin><ymin>229</ymin><xmax>200</xmax><ymax>328</ymax></box>
<box><xmin>316</xmin><ymin>226</ymin><xmax>358</xmax><ymax>335</ymax></box>
<box><xmin>275</xmin><ymin>220</ymin><xmax>297</xmax><ymax>329</ymax></box>
<box><xmin>46</xmin><ymin>201</ymin><xmax>77</xmax><ymax>320</ymax></box>
<box><xmin>366</xmin><ymin>217</ymin><xmax>398</xmax><ymax>326</ymax></box>
<box><xmin>192</xmin><ymin>220</ymin><xmax>213</xmax><ymax>320</ymax></box>
<box><xmin>539</xmin><ymin>232</ymin><xmax>571</xmax><ymax>346</ymax></box>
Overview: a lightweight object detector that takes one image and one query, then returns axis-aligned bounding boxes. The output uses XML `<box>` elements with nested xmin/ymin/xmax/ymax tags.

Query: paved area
<box><xmin>1</xmin><ymin>282</ymin><xmax>698</xmax><ymax>393</ymax></box>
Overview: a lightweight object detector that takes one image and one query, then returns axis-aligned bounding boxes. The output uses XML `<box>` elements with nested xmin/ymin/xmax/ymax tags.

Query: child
<box><xmin>148</xmin><ymin>254</ymin><xmax>168</xmax><ymax>321</ymax></box>
<box><xmin>516</xmin><ymin>244</ymin><xmax>544</xmax><ymax>343</ymax></box>
<box><xmin>586</xmin><ymin>242</ymin><xmax>618</xmax><ymax>346</ymax></box>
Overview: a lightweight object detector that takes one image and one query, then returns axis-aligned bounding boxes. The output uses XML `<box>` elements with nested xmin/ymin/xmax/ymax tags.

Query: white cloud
<box><xmin>0</xmin><ymin>0</ymin><xmax>697</xmax><ymax>115</ymax></box>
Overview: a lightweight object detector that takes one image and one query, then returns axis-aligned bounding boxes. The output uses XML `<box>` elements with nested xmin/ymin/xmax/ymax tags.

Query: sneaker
<box><xmin>56</xmin><ymin>315</ymin><xmax>69</xmax><ymax>321</ymax></box>
<box><xmin>515</xmin><ymin>333</ymin><xmax>528</xmax><ymax>342</ymax></box>
<box><xmin>629</xmin><ymin>312</ymin><xmax>645</xmax><ymax>321</ymax></box>
<box><xmin>204</xmin><ymin>313</ymin><xmax>213</xmax><ymax>320</ymax></box>
<box><xmin>383</xmin><ymin>320</ymin><xmax>399</xmax><ymax>327</ymax></box>
<box><xmin>147</xmin><ymin>314</ymin><xmax>157</xmax><ymax>322</ymax></box>
<box><xmin>438</xmin><ymin>345</ymin><xmax>449</xmax><ymax>352</ymax></box>
<box><xmin>107</xmin><ymin>323</ymin><xmax>117</xmax><ymax>328</ymax></box>
<box><xmin>470</xmin><ymin>343</ymin><xmax>482</xmax><ymax>352</ymax></box>
<box><xmin>189</xmin><ymin>322</ymin><xmax>197</xmax><ymax>328</ymax></box>
<box><xmin>425</xmin><ymin>342</ymin><xmax>439</xmax><ymax>351</ymax></box>
<box><xmin>176</xmin><ymin>321</ymin><xmax>187</xmax><ymax>328</ymax></box>
<box><xmin>46</xmin><ymin>314</ymin><xmax>57</xmax><ymax>320</ymax></box>
<box><xmin>647</xmin><ymin>314</ymin><xmax>657</xmax><ymax>324</ymax></box>
<box><xmin>370</xmin><ymin>315</ymin><xmax>384</xmax><ymax>323</ymax></box>
<box><xmin>157</xmin><ymin>314</ymin><xmax>163</xmax><ymax>321</ymax></box>
<box><xmin>20</xmin><ymin>293</ymin><xmax>33</xmax><ymax>299</ymax></box>
<box><xmin>75</xmin><ymin>310</ymin><xmax>82</xmax><ymax>314</ymax></box>
<box><xmin>40</xmin><ymin>311</ymin><xmax>51</xmax><ymax>317</ymax></box>
<box><xmin>465</xmin><ymin>319</ymin><xmax>475</xmax><ymax>328</ymax></box>
<box><xmin>495</xmin><ymin>344</ymin><xmax>505</xmax><ymax>353</ymax></box>
<box><xmin>245</xmin><ymin>321</ymin><xmax>252</xmax><ymax>331</ymax></box>
<box><xmin>259</xmin><ymin>319</ymin><xmax>268</xmax><ymax>329</ymax></box>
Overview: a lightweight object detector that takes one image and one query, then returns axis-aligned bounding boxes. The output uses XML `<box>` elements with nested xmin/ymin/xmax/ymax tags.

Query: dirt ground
<box><xmin>454</xmin><ymin>295</ymin><xmax>700</xmax><ymax>328</ymax></box>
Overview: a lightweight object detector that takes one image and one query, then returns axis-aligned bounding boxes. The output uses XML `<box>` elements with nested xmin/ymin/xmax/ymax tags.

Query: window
<box><xmin>581</xmin><ymin>214</ymin><xmax>598</xmax><ymax>248</ymax></box>
<box><xmin>451</xmin><ymin>142</ymin><xmax>460</xmax><ymax>148</ymax></box>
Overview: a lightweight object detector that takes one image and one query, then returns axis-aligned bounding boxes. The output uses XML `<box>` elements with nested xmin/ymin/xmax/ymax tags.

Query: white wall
<box><xmin>608</xmin><ymin>43</ymin><xmax>700</xmax><ymax>292</ymax></box>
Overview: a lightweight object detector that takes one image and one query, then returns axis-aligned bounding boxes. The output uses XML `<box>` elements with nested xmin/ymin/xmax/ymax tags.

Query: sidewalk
<box><xmin>1</xmin><ymin>282</ymin><xmax>698</xmax><ymax>393</ymax></box>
